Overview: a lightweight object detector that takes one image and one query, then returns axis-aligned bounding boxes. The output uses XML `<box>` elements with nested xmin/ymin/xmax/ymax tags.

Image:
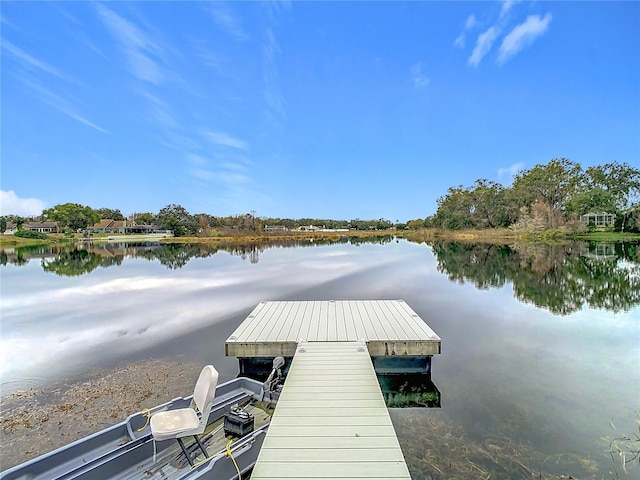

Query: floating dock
<box><xmin>226</xmin><ymin>300</ymin><xmax>441</xmax><ymax>478</ymax></box>
<box><xmin>250</xmin><ymin>341</ymin><xmax>412</xmax><ymax>480</ymax></box>
<box><xmin>225</xmin><ymin>300</ymin><xmax>441</xmax><ymax>359</ymax></box>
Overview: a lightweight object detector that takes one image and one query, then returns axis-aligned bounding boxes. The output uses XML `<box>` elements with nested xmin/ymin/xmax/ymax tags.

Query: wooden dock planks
<box><xmin>250</xmin><ymin>341</ymin><xmax>412</xmax><ymax>480</ymax></box>
<box><xmin>225</xmin><ymin>300</ymin><xmax>441</xmax><ymax>358</ymax></box>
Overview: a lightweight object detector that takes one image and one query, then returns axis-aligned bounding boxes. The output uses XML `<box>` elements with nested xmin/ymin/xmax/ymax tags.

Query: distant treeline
<box><xmin>406</xmin><ymin>158</ymin><xmax>640</xmax><ymax>233</ymax></box>
<box><xmin>1</xmin><ymin>204</ymin><xmax>399</xmax><ymax>237</ymax></box>
<box><xmin>2</xmin><ymin>158</ymin><xmax>638</xmax><ymax>237</ymax></box>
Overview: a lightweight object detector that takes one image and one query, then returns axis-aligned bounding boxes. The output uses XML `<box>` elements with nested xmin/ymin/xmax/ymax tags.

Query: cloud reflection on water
<box><xmin>0</xmin><ymin>244</ymin><xmax>384</xmax><ymax>385</ymax></box>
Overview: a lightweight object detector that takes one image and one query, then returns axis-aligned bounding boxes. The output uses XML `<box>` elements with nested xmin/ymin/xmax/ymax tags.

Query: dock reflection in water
<box><xmin>236</xmin><ymin>359</ymin><xmax>441</xmax><ymax>409</ymax></box>
<box><xmin>378</xmin><ymin>372</ymin><xmax>440</xmax><ymax>408</ymax></box>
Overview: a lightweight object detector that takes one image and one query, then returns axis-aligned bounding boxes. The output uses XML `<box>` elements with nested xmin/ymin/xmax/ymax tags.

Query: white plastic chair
<box><xmin>150</xmin><ymin>365</ymin><xmax>219</xmax><ymax>465</ymax></box>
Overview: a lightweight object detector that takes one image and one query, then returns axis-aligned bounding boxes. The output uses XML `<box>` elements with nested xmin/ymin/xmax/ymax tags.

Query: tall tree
<box><xmin>0</xmin><ymin>217</ymin><xmax>6</xmax><ymax>234</ymax></box>
<box><xmin>564</xmin><ymin>161</ymin><xmax>640</xmax><ymax>231</ymax></box>
<box><xmin>42</xmin><ymin>203</ymin><xmax>100</xmax><ymax>232</ymax></box>
<box><xmin>156</xmin><ymin>204</ymin><xmax>197</xmax><ymax>237</ymax></box>
<box><xmin>433</xmin><ymin>185</ymin><xmax>475</xmax><ymax>230</ymax></box>
<box><xmin>133</xmin><ymin>212</ymin><xmax>156</xmax><ymax>225</ymax></box>
<box><xmin>14</xmin><ymin>216</ymin><xmax>26</xmax><ymax>230</ymax></box>
<box><xmin>95</xmin><ymin>208</ymin><xmax>124</xmax><ymax>220</ymax></box>
<box><xmin>511</xmin><ymin>158</ymin><xmax>583</xmax><ymax>226</ymax></box>
<box><xmin>197</xmin><ymin>214</ymin><xmax>211</xmax><ymax>237</ymax></box>
<box><xmin>468</xmin><ymin>179</ymin><xmax>513</xmax><ymax>228</ymax></box>
<box><xmin>583</xmin><ymin>161</ymin><xmax>640</xmax><ymax>210</ymax></box>
<box><xmin>407</xmin><ymin>219</ymin><xmax>425</xmax><ymax>230</ymax></box>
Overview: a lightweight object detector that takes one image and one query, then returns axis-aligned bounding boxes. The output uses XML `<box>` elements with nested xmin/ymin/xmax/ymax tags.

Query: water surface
<box><xmin>1</xmin><ymin>238</ymin><xmax>638</xmax><ymax>478</ymax></box>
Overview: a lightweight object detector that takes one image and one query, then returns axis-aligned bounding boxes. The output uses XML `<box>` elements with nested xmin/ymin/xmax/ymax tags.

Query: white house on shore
<box><xmin>579</xmin><ymin>212</ymin><xmax>615</xmax><ymax>227</ymax></box>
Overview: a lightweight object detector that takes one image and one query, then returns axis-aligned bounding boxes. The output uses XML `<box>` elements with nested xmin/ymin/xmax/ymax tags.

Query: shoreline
<box><xmin>2</xmin><ymin>228</ymin><xmax>638</xmax><ymax>250</ymax></box>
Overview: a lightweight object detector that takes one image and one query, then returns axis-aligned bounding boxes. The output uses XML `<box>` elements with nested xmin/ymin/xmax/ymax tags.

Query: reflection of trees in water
<box><xmin>134</xmin><ymin>243</ymin><xmax>217</xmax><ymax>269</ymax></box>
<box><xmin>1</xmin><ymin>244</ymin><xmax>53</xmax><ymax>266</ymax></box>
<box><xmin>219</xmin><ymin>236</ymin><xmax>392</xmax><ymax>263</ymax></box>
<box><xmin>41</xmin><ymin>249</ymin><xmax>104</xmax><ymax>277</ymax></box>
<box><xmin>227</xmin><ymin>244</ymin><xmax>263</xmax><ymax>263</ymax></box>
<box><xmin>3</xmin><ymin>235</ymin><xmax>394</xmax><ymax>274</ymax></box>
<box><xmin>429</xmin><ymin>241</ymin><xmax>640</xmax><ymax>314</ymax></box>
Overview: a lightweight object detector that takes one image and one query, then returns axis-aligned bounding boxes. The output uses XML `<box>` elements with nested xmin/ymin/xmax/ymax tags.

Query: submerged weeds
<box><xmin>603</xmin><ymin>414</ymin><xmax>640</xmax><ymax>477</ymax></box>
<box><xmin>393</xmin><ymin>410</ymin><xmax>602</xmax><ymax>480</ymax></box>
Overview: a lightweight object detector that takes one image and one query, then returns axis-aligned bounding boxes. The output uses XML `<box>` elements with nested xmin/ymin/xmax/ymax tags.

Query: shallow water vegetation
<box><xmin>0</xmin><ymin>359</ymin><xmax>201</xmax><ymax>470</ymax></box>
<box><xmin>603</xmin><ymin>415</ymin><xmax>640</xmax><ymax>477</ymax></box>
<box><xmin>392</xmin><ymin>410</ymin><xmax>600</xmax><ymax>479</ymax></box>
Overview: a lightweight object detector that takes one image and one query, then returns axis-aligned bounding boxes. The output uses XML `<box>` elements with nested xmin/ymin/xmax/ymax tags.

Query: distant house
<box><xmin>25</xmin><ymin>221</ymin><xmax>58</xmax><ymax>233</ymax></box>
<box><xmin>86</xmin><ymin>219</ymin><xmax>127</xmax><ymax>234</ymax></box>
<box><xmin>85</xmin><ymin>219</ymin><xmax>173</xmax><ymax>235</ymax></box>
<box><xmin>580</xmin><ymin>212</ymin><xmax>615</xmax><ymax>228</ymax></box>
<box><xmin>264</xmin><ymin>225</ymin><xmax>288</xmax><ymax>231</ymax></box>
<box><xmin>297</xmin><ymin>225</ymin><xmax>322</xmax><ymax>232</ymax></box>
<box><xmin>2</xmin><ymin>223</ymin><xmax>18</xmax><ymax>235</ymax></box>
<box><xmin>125</xmin><ymin>224</ymin><xmax>171</xmax><ymax>235</ymax></box>
<box><xmin>2</xmin><ymin>221</ymin><xmax>57</xmax><ymax>234</ymax></box>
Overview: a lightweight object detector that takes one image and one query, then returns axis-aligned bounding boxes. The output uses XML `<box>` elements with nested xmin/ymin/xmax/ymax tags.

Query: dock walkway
<box><xmin>250</xmin><ymin>341</ymin><xmax>412</xmax><ymax>479</ymax></box>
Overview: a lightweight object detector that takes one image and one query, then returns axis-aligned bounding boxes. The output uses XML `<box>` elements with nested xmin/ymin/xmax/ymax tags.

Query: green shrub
<box><xmin>14</xmin><ymin>230</ymin><xmax>49</xmax><ymax>240</ymax></box>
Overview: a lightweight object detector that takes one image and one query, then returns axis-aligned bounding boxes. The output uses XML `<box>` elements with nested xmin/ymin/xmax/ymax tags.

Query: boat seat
<box><xmin>150</xmin><ymin>365</ymin><xmax>219</xmax><ymax>465</ymax></box>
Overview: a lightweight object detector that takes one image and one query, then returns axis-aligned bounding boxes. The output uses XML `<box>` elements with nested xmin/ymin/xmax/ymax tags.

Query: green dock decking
<box><xmin>250</xmin><ymin>341</ymin><xmax>412</xmax><ymax>480</ymax></box>
<box><xmin>226</xmin><ymin>300</ymin><xmax>441</xmax><ymax>478</ymax></box>
<box><xmin>225</xmin><ymin>300</ymin><xmax>441</xmax><ymax>358</ymax></box>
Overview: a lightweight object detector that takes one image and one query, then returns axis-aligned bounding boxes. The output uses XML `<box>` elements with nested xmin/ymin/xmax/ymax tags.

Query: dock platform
<box><xmin>250</xmin><ymin>341</ymin><xmax>412</xmax><ymax>479</ymax></box>
<box><xmin>225</xmin><ymin>300</ymin><xmax>441</xmax><ymax>358</ymax></box>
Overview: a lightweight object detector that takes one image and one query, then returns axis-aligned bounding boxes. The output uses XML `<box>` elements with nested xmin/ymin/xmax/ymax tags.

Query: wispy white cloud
<box><xmin>465</xmin><ymin>14</ymin><xmax>478</xmax><ymax>29</ymax></box>
<box><xmin>186</xmin><ymin>150</ymin><xmax>250</xmax><ymax>197</ymax></box>
<box><xmin>0</xmin><ymin>190</ymin><xmax>47</xmax><ymax>216</ymax></box>
<box><xmin>186</xmin><ymin>154</ymin><xmax>208</xmax><ymax>167</ymax></box>
<box><xmin>189</xmin><ymin>168</ymin><xmax>215</xmax><ymax>181</ymax></box>
<box><xmin>95</xmin><ymin>4</ymin><xmax>163</xmax><ymax>84</ymax></box>
<box><xmin>188</xmin><ymin>166</ymin><xmax>249</xmax><ymax>186</ymax></box>
<box><xmin>208</xmin><ymin>3</ymin><xmax>249</xmax><ymax>41</ymax></box>
<box><xmin>202</xmin><ymin>130</ymin><xmax>249</xmax><ymax>150</ymax></box>
<box><xmin>454</xmin><ymin>14</ymin><xmax>478</xmax><ymax>48</ymax></box>
<box><xmin>219</xmin><ymin>160</ymin><xmax>252</xmax><ymax>172</ymax></box>
<box><xmin>263</xmin><ymin>0</ymin><xmax>292</xmax><ymax>21</ymax></box>
<box><xmin>186</xmin><ymin>155</ymin><xmax>214</xmax><ymax>181</ymax></box>
<box><xmin>197</xmin><ymin>50</ymin><xmax>232</xmax><ymax>78</ymax></box>
<box><xmin>468</xmin><ymin>26</ymin><xmax>500</xmax><ymax>67</ymax></box>
<box><xmin>498</xmin><ymin>162</ymin><xmax>525</xmax><ymax>180</ymax></box>
<box><xmin>3</xmin><ymin>37</ymin><xmax>106</xmax><ymax>132</ymax></box>
<box><xmin>19</xmin><ymin>76</ymin><xmax>108</xmax><ymax>133</ymax></box>
<box><xmin>497</xmin><ymin>13</ymin><xmax>552</xmax><ymax>65</ymax></box>
<box><xmin>263</xmin><ymin>27</ymin><xmax>285</xmax><ymax>120</ymax></box>
<box><xmin>136</xmin><ymin>88</ymin><xmax>180</xmax><ymax>130</ymax></box>
<box><xmin>76</xmin><ymin>31</ymin><xmax>109</xmax><ymax>61</ymax></box>
<box><xmin>458</xmin><ymin>1</ymin><xmax>548</xmax><ymax>67</ymax></box>
<box><xmin>185</xmin><ymin>147</ymin><xmax>251</xmax><ymax>194</ymax></box>
<box><xmin>53</xmin><ymin>4</ymin><xmax>82</xmax><ymax>26</ymax></box>
<box><xmin>500</xmin><ymin>0</ymin><xmax>520</xmax><ymax>19</ymax></box>
<box><xmin>2</xmin><ymin>39</ymin><xmax>70</xmax><ymax>80</ymax></box>
<box><xmin>213</xmin><ymin>171</ymin><xmax>250</xmax><ymax>185</ymax></box>
<box><xmin>410</xmin><ymin>62</ymin><xmax>430</xmax><ymax>90</ymax></box>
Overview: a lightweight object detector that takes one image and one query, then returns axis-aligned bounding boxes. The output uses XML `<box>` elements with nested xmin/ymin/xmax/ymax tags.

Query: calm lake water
<box><xmin>1</xmin><ymin>237</ymin><xmax>638</xmax><ymax>479</ymax></box>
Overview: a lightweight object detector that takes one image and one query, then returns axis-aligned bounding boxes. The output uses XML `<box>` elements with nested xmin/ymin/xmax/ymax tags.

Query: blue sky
<box><xmin>1</xmin><ymin>1</ymin><xmax>638</xmax><ymax>221</ymax></box>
